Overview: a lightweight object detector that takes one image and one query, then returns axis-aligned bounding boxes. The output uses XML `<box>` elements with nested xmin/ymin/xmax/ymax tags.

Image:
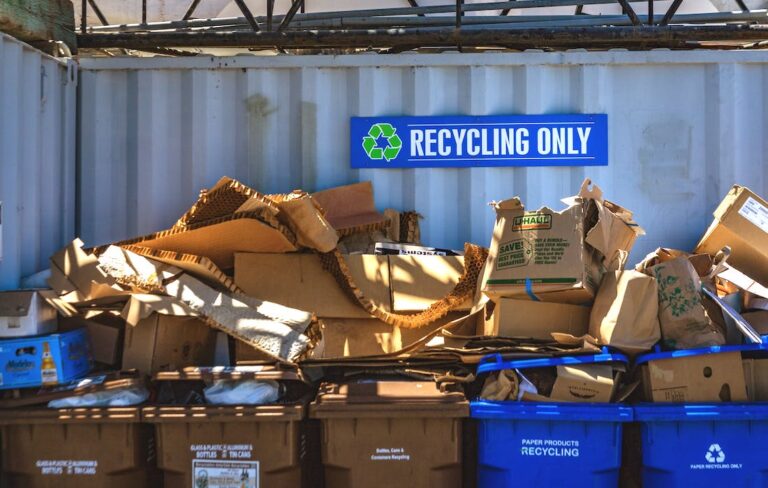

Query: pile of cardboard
<box><xmin>0</xmin><ymin>177</ymin><xmax>489</xmax><ymax>407</ymax></box>
<box><xmin>5</xmin><ymin>176</ymin><xmax>768</xmax><ymax>409</ymax></box>
<box><xmin>476</xmin><ymin>180</ymin><xmax>768</xmax><ymax>404</ymax></box>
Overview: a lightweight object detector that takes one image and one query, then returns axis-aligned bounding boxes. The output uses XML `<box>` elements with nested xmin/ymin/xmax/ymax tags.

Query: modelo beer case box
<box><xmin>0</xmin><ymin>328</ymin><xmax>92</xmax><ymax>389</ymax></box>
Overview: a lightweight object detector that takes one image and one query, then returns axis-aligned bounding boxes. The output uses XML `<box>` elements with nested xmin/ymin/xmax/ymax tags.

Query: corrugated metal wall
<box><xmin>0</xmin><ymin>34</ymin><xmax>77</xmax><ymax>290</ymax></box>
<box><xmin>78</xmin><ymin>52</ymin><xmax>768</xmax><ymax>264</ymax></box>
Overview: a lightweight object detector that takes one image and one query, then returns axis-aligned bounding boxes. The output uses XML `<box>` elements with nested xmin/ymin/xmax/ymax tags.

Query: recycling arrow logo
<box><xmin>705</xmin><ymin>444</ymin><xmax>726</xmax><ymax>463</ymax></box>
<box><xmin>362</xmin><ymin>123</ymin><xmax>402</xmax><ymax>162</ymax></box>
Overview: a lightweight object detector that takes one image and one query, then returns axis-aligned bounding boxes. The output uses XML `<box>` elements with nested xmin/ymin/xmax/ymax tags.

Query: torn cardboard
<box><xmin>121</xmin><ymin>245</ymin><xmax>242</xmax><ymax>293</ymax></box>
<box><xmin>481</xmin><ymin>178</ymin><xmax>643</xmax><ymax>304</ymax></box>
<box><xmin>234</xmin><ymin>253</ymin><xmax>390</xmax><ymax>319</ymax></box>
<box><xmin>389</xmin><ymin>255</ymin><xmax>471</xmax><ymax>312</ymax></box>
<box><xmin>482</xmin><ymin>299</ymin><xmax>590</xmax><ymax>340</ymax></box>
<box><xmin>109</xmin><ymin>211</ymin><xmax>298</xmax><ymax>270</ymax></box>
<box><xmin>696</xmin><ymin>185</ymin><xmax>768</xmax><ymax>284</ymax></box>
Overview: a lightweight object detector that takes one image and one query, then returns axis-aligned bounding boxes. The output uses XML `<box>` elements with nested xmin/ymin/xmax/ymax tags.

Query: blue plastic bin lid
<box><xmin>476</xmin><ymin>348</ymin><xmax>629</xmax><ymax>375</ymax></box>
<box><xmin>471</xmin><ymin>400</ymin><xmax>633</xmax><ymax>422</ymax></box>
<box><xmin>636</xmin><ymin>342</ymin><xmax>768</xmax><ymax>365</ymax></box>
<box><xmin>634</xmin><ymin>403</ymin><xmax>768</xmax><ymax>421</ymax></box>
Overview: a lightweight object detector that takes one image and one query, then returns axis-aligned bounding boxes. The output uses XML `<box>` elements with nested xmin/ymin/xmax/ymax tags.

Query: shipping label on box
<box><xmin>0</xmin><ymin>328</ymin><xmax>92</xmax><ymax>389</ymax></box>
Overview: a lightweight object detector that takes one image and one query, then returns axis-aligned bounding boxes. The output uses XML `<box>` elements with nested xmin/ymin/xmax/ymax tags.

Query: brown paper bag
<box><xmin>589</xmin><ymin>270</ymin><xmax>661</xmax><ymax>354</ymax></box>
<box><xmin>649</xmin><ymin>256</ymin><xmax>725</xmax><ymax>349</ymax></box>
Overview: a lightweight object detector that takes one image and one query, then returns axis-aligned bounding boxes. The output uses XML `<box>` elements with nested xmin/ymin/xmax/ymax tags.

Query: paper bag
<box><xmin>589</xmin><ymin>270</ymin><xmax>661</xmax><ymax>354</ymax></box>
<box><xmin>649</xmin><ymin>256</ymin><xmax>725</xmax><ymax>349</ymax></box>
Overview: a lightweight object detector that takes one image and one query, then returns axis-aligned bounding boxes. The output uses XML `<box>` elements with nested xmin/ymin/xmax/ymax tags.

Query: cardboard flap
<box><xmin>49</xmin><ymin>239</ymin><xmax>128</xmax><ymax>300</ymax></box>
<box><xmin>121</xmin><ymin>294</ymin><xmax>200</xmax><ymax>327</ymax></box>
<box><xmin>312</xmin><ymin>181</ymin><xmax>388</xmax><ymax>233</ymax></box>
<box><xmin>717</xmin><ymin>264</ymin><xmax>768</xmax><ymax>301</ymax></box>
<box><xmin>272</xmin><ymin>194</ymin><xmax>339</xmax><ymax>252</ymax></box>
<box><xmin>584</xmin><ymin>199</ymin><xmax>641</xmax><ymax>269</ymax></box>
<box><xmin>577</xmin><ymin>178</ymin><xmax>604</xmax><ymax>201</ymax></box>
<box><xmin>37</xmin><ymin>289</ymin><xmax>79</xmax><ymax>317</ymax></box>
<box><xmin>492</xmin><ymin>198</ymin><xmax>523</xmax><ymax>211</ymax></box>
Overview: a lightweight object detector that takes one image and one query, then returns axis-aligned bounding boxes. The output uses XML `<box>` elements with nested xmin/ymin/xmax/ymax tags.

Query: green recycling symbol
<box><xmin>362</xmin><ymin>123</ymin><xmax>402</xmax><ymax>162</ymax></box>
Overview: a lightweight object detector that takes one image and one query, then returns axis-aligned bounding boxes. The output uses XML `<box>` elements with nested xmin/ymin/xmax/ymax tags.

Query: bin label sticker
<box><xmin>192</xmin><ymin>460</ymin><xmax>259</xmax><ymax>488</ymax></box>
<box><xmin>690</xmin><ymin>443</ymin><xmax>742</xmax><ymax>471</ymax></box>
<box><xmin>370</xmin><ymin>447</ymin><xmax>411</xmax><ymax>462</ymax></box>
<box><xmin>35</xmin><ymin>460</ymin><xmax>98</xmax><ymax>476</ymax></box>
<box><xmin>739</xmin><ymin>196</ymin><xmax>768</xmax><ymax>234</ymax></box>
<box><xmin>350</xmin><ymin>114</ymin><xmax>608</xmax><ymax>168</ymax></box>
<box><xmin>520</xmin><ymin>438</ymin><xmax>580</xmax><ymax>458</ymax></box>
<box><xmin>190</xmin><ymin>443</ymin><xmax>254</xmax><ymax>460</ymax></box>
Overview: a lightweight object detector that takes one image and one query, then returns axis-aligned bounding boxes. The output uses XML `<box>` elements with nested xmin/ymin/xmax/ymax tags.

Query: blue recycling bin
<box><xmin>634</xmin><ymin>342</ymin><xmax>768</xmax><ymax>487</ymax></box>
<box><xmin>634</xmin><ymin>403</ymin><xmax>768</xmax><ymax>487</ymax></box>
<box><xmin>471</xmin><ymin>352</ymin><xmax>632</xmax><ymax>488</ymax></box>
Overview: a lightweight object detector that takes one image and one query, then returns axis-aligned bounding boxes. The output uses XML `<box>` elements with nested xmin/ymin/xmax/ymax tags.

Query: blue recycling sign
<box><xmin>350</xmin><ymin>114</ymin><xmax>608</xmax><ymax>168</ymax></box>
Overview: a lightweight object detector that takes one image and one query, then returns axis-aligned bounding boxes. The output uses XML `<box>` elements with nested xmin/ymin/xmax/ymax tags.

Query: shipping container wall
<box><xmin>78</xmin><ymin>52</ymin><xmax>768</xmax><ymax>263</ymax></box>
<box><xmin>0</xmin><ymin>34</ymin><xmax>77</xmax><ymax>290</ymax></box>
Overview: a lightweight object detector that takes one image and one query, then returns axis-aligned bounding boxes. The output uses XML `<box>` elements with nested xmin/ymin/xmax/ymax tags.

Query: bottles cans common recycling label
<box><xmin>192</xmin><ymin>460</ymin><xmax>259</xmax><ymax>488</ymax></box>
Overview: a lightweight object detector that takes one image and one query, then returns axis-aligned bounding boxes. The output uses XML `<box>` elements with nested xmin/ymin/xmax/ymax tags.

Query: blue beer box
<box><xmin>0</xmin><ymin>328</ymin><xmax>92</xmax><ymax>389</ymax></box>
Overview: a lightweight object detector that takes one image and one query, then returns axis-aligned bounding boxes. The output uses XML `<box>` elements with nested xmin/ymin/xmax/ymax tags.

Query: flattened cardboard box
<box><xmin>234</xmin><ymin>253</ymin><xmax>470</xmax><ymax>318</ymax></box>
<box><xmin>482</xmin><ymin>298</ymin><xmax>590</xmax><ymax>340</ymax></box>
<box><xmin>235</xmin><ymin>253</ymin><xmax>390</xmax><ymax>318</ymax></box>
<box><xmin>642</xmin><ymin>352</ymin><xmax>747</xmax><ymax>403</ymax></box>
<box><xmin>696</xmin><ymin>185</ymin><xmax>768</xmax><ymax>285</ymax></box>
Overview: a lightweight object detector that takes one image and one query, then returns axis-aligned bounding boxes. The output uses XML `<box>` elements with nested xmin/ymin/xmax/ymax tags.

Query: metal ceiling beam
<box><xmin>77</xmin><ymin>24</ymin><xmax>768</xmax><ymax>50</ymax></box>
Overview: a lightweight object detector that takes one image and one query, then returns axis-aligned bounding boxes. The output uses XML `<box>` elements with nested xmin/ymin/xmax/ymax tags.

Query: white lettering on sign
<box><xmin>370</xmin><ymin>447</ymin><xmax>411</xmax><ymax>462</ymax></box>
<box><xmin>406</xmin><ymin>126</ymin><xmax>591</xmax><ymax>160</ymax></box>
<box><xmin>36</xmin><ymin>460</ymin><xmax>98</xmax><ymax>476</ymax></box>
<box><xmin>520</xmin><ymin>438</ymin><xmax>580</xmax><ymax>458</ymax></box>
<box><xmin>193</xmin><ymin>459</ymin><xmax>259</xmax><ymax>488</ymax></box>
<box><xmin>738</xmin><ymin>196</ymin><xmax>768</xmax><ymax>234</ymax></box>
<box><xmin>190</xmin><ymin>444</ymin><xmax>254</xmax><ymax>461</ymax></box>
<box><xmin>690</xmin><ymin>444</ymin><xmax>742</xmax><ymax>471</ymax></box>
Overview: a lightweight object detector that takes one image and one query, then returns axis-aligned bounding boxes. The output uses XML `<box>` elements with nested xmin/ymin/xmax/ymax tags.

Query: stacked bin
<box><xmin>310</xmin><ymin>380</ymin><xmax>468</xmax><ymax>488</ymax></box>
<box><xmin>471</xmin><ymin>352</ymin><xmax>633</xmax><ymax>488</ymax></box>
<box><xmin>0</xmin><ymin>407</ymin><xmax>152</xmax><ymax>487</ymax></box>
<box><xmin>634</xmin><ymin>344</ymin><xmax>768</xmax><ymax>486</ymax></box>
<box><xmin>144</xmin><ymin>367</ymin><xmax>309</xmax><ymax>488</ymax></box>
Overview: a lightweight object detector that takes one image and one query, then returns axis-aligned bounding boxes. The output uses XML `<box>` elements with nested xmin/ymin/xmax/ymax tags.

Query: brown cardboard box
<box><xmin>641</xmin><ymin>352</ymin><xmax>747</xmax><ymax>402</ymax></box>
<box><xmin>550</xmin><ymin>364</ymin><xmax>616</xmax><ymax>403</ymax></box>
<box><xmin>482</xmin><ymin>298</ymin><xmax>590</xmax><ymax>339</ymax></box>
<box><xmin>743</xmin><ymin>359</ymin><xmax>768</xmax><ymax>401</ymax></box>
<box><xmin>122</xmin><ymin>313</ymin><xmax>217</xmax><ymax>376</ymax></box>
<box><xmin>696</xmin><ymin>185</ymin><xmax>768</xmax><ymax>284</ymax></box>
<box><xmin>59</xmin><ymin>313</ymin><xmax>124</xmax><ymax>367</ymax></box>
<box><xmin>481</xmin><ymin>179</ymin><xmax>642</xmax><ymax>304</ymax></box>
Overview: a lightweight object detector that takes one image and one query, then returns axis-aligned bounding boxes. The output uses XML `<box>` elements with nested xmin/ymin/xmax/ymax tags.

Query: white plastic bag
<box><xmin>203</xmin><ymin>380</ymin><xmax>280</xmax><ymax>405</ymax></box>
<box><xmin>48</xmin><ymin>386</ymin><xmax>149</xmax><ymax>408</ymax></box>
